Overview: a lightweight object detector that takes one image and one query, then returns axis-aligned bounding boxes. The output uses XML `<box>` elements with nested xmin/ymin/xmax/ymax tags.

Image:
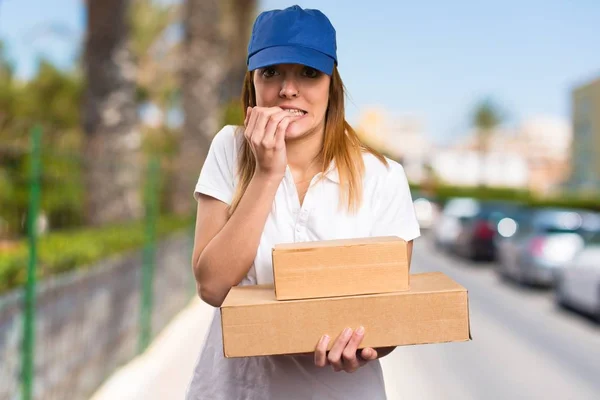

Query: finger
<box><xmin>359</xmin><ymin>347</ymin><xmax>378</xmax><ymax>366</ymax></box>
<box><xmin>327</xmin><ymin>327</ymin><xmax>352</xmax><ymax>372</ymax></box>
<box><xmin>263</xmin><ymin>111</ymin><xmax>294</xmax><ymax>146</ymax></box>
<box><xmin>342</xmin><ymin>326</ymin><xmax>364</xmax><ymax>372</ymax></box>
<box><xmin>245</xmin><ymin>107</ymin><xmax>260</xmax><ymax>141</ymax></box>
<box><xmin>264</xmin><ymin>111</ymin><xmax>302</xmax><ymax>148</ymax></box>
<box><xmin>250</xmin><ymin>107</ymin><xmax>280</xmax><ymax>146</ymax></box>
<box><xmin>314</xmin><ymin>335</ymin><xmax>330</xmax><ymax>368</ymax></box>
<box><xmin>274</xmin><ymin>117</ymin><xmax>290</xmax><ymax>149</ymax></box>
<box><xmin>244</xmin><ymin>107</ymin><xmax>251</xmax><ymax>127</ymax></box>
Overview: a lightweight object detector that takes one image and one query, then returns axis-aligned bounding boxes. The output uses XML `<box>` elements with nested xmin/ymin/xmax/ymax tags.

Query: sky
<box><xmin>1</xmin><ymin>0</ymin><xmax>599</xmax><ymax>144</ymax></box>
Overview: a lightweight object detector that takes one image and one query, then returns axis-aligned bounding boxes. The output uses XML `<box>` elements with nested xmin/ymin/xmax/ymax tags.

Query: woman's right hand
<box><xmin>244</xmin><ymin>106</ymin><xmax>301</xmax><ymax>180</ymax></box>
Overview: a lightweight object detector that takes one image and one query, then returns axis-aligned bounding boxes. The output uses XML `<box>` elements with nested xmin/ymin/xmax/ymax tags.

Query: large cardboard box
<box><xmin>272</xmin><ymin>236</ymin><xmax>409</xmax><ymax>300</ymax></box>
<box><xmin>221</xmin><ymin>272</ymin><xmax>471</xmax><ymax>358</ymax></box>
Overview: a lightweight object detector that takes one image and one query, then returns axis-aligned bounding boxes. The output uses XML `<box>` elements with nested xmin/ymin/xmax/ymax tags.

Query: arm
<box><xmin>192</xmin><ymin>172</ymin><xmax>281</xmax><ymax>307</ymax></box>
<box><xmin>193</xmin><ymin>107</ymin><xmax>300</xmax><ymax>307</ymax></box>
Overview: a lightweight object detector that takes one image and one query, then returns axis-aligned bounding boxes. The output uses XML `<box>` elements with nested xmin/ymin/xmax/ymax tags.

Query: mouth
<box><xmin>281</xmin><ymin>107</ymin><xmax>307</xmax><ymax>116</ymax></box>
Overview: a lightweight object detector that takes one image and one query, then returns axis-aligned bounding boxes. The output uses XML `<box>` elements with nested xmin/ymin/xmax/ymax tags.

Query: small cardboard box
<box><xmin>221</xmin><ymin>272</ymin><xmax>471</xmax><ymax>358</ymax></box>
<box><xmin>272</xmin><ymin>236</ymin><xmax>409</xmax><ymax>300</ymax></box>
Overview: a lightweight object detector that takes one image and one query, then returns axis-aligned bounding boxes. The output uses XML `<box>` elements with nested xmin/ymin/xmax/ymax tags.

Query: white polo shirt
<box><xmin>187</xmin><ymin>125</ymin><xmax>421</xmax><ymax>400</ymax></box>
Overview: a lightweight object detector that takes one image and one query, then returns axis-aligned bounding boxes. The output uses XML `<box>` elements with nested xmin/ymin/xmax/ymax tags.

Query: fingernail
<box><xmin>322</xmin><ymin>335</ymin><xmax>330</xmax><ymax>345</ymax></box>
<box><xmin>344</xmin><ymin>327</ymin><xmax>352</xmax><ymax>337</ymax></box>
<box><xmin>356</xmin><ymin>326</ymin><xmax>365</xmax><ymax>335</ymax></box>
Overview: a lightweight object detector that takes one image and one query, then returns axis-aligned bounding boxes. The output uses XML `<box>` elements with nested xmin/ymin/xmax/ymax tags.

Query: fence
<box><xmin>0</xmin><ymin>125</ymin><xmax>197</xmax><ymax>400</ymax></box>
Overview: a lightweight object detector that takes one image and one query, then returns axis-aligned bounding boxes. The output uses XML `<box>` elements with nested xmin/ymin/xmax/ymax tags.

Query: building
<box><xmin>568</xmin><ymin>76</ymin><xmax>600</xmax><ymax>194</ymax></box>
<box><xmin>355</xmin><ymin>107</ymin><xmax>573</xmax><ymax>193</ymax></box>
<box><xmin>433</xmin><ymin>116</ymin><xmax>572</xmax><ymax>194</ymax></box>
<box><xmin>356</xmin><ymin>108</ymin><xmax>431</xmax><ymax>184</ymax></box>
<box><xmin>519</xmin><ymin>116</ymin><xmax>572</xmax><ymax>195</ymax></box>
<box><xmin>431</xmin><ymin>147</ymin><xmax>529</xmax><ymax>188</ymax></box>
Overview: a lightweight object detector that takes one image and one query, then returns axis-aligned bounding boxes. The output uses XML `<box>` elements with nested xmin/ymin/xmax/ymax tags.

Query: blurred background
<box><xmin>0</xmin><ymin>1</ymin><xmax>599</xmax><ymax>399</ymax></box>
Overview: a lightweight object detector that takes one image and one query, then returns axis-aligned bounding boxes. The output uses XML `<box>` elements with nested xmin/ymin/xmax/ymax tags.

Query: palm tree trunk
<box><xmin>83</xmin><ymin>0</ymin><xmax>142</xmax><ymax>225</ymax></box>
<box><xmin>170</xmin><ymin>0</ymin><xmax>225</xmax><ymax>215</ymax></box>
<box><xmin>220</xmin><ymin>0</ymin><xmax>256</xmax><ymax>104</ymax></box>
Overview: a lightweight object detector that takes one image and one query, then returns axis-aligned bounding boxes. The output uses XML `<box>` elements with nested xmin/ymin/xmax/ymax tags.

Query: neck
<box><xmin>286</xmin><ymin>127</ymin><xmax>325</xmax><ymax>174</ymax></box>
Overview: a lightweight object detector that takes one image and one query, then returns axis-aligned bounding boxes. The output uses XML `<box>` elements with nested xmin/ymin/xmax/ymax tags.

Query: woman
<box><xmin>186</xmin><ymin>5</ymin><xmax>420</xmax><ymax>400</ymax></box>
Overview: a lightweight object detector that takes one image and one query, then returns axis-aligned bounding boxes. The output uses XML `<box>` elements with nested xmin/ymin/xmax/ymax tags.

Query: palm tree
<box><xmin>130</xmin><ymin>0</ymin><xmax>181</xmax><ymax>213</ymax></box>
<box><xmin>169</xmin><ymin>0</ymin><xmax>225</xmax><ymax>215</ymax></box>
<box><xmin>131</xmin><ymin>0</ymin><xmax>178</xmax><ymax>110</ymax></box>
<box><xmin>472</xmin><ymin>98</ymin><xmax>503</xmax><ymax>187</ymax></box>
<box><xmin>83</xmin><ymin>0</ymin><xmax>142</xmax><ymax>225</ymax></box>
<box><xmin>168</xmin><ymin>0</ymin><xmax>258</xmax><ymax>215</ymax></box>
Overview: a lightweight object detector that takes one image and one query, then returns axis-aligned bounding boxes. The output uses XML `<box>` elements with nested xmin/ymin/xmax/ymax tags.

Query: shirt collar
<box><xmin>322</xmin><ymin>160</ymin><xmax>340</xmax><ymax>184</ymax></box>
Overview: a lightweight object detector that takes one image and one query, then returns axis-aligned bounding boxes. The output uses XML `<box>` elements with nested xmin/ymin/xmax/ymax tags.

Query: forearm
<box><xmin>195</xmin><ymin>172</ymin><xmax>281</xmax><ymax>306</ymax></box>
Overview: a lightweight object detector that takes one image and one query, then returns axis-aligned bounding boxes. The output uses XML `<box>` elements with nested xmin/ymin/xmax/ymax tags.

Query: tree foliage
<box><xmin>0</xmin><ymin>43</ymin><xmax>84</xmax><ymax>238</ymax></box>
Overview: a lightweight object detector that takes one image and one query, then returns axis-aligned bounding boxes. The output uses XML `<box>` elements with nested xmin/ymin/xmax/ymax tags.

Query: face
<box><xmin>253</xmin><ymin>63</ymin><xmax>331</xmax><ymax>140</ymax></box>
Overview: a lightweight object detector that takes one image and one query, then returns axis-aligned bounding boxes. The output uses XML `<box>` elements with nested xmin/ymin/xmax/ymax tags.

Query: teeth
<box><xmin>286</xmin><ymin>109</ymin><xmax>305</xmax><ymax>115</ymax></box>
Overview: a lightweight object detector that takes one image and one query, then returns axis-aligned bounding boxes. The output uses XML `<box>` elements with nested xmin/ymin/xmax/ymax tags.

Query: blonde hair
<box><xmin>229</xmin><ymin>66</ymin><xmax>388</xmax><ymax>215</ymax></box>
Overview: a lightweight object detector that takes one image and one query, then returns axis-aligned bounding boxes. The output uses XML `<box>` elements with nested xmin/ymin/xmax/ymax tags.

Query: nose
<box><xmin>279</xmin><ymin>77</ymin><xmax>299</xmax><ymax>99</ymax></box>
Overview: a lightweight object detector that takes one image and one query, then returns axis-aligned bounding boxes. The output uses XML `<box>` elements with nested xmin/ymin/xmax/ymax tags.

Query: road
<box><xmin>382</xmin><ymin>234</ymin><xmax>600</xmax><ymax>400</ymax></box>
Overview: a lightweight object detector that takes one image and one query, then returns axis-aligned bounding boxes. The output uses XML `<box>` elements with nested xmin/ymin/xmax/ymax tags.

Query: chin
<box><xmin>285</xmin><ymin>118</ymin><xmax>319</xmax><ymax>140</ymax></box>
<box><xmin>284</xmin><ymin>125</ymin><xmax>307</xmax><ymax>139</ymax></box>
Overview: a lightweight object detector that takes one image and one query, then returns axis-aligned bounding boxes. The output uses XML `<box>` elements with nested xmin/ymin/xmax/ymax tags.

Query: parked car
<box><xmin>555</xmin><ymin>232</ymin><xmax>600</xmax><ymax>321</ymax></box>
<box><xmin>452</xmin><ymin>201</ymin><xmax>522</xmax><ymax>261</ymax></box>
<box><xmin>432</xmin><ymin>197</ymin><xmax>480</xmax><ymax>251</ymax></box>
<box><xmin>412</xmin><ymin>192</ymin><xmax>441</xmax><ymax>230</ymax></box>
<box><xmin>495</xmin><ymin>208</ymin><xmax>600</xmax><ymax>287</ymax></box>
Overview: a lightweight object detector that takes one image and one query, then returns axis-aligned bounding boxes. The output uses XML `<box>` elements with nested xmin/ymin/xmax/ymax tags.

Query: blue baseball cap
<box><xmin>247</xmin><ymin>5</ymin><xmax>338</xmax><ymax>75</ymax></box>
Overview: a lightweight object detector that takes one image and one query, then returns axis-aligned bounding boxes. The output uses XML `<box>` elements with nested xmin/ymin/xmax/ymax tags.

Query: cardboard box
<box><xmin>272</xmin><ymin>236</ymin><xmax>409</xmax><ymax>300</ymax></box>
<box><xmin>221</xmin><ymin>272</ymin><xmax>471</xmax><ymax>358</ymax></box>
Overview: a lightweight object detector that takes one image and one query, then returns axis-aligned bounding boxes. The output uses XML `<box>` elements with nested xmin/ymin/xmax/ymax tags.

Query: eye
<box><xmin>302</xmin><ymin>67</ymin><xmax>320</xmax><ymax>78</ymax></box>
<box><xmin>261</xmin><ymin>67</ymin><xmax>278</xmax><ymax>78</ymax></box>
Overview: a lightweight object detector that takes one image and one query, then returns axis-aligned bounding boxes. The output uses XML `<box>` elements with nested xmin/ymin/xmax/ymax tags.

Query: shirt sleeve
<box><xmin>193</xmin><ymin>125</ymin><xmax>237</xmax><ymax>205</ymax></box>
<box><xmin>370</xmin><ymin>161</ymin><xmax>421</xmax><ymax>242</ymax></box>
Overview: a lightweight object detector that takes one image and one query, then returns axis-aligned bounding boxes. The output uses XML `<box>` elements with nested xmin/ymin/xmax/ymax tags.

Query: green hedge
<box><xmin>526</xmin><ymin>196</ymin><xmax>600</xmax><ymax>212</ymax></box>
<box><xmin>411</xmin><ymin>183</ymin><xmax>600</xmax><ymax>211</ymax></box>
<box><xmin>0</xmin><ymin>214</ymin><xmax>193</xmax><ymax>295</ymax></box>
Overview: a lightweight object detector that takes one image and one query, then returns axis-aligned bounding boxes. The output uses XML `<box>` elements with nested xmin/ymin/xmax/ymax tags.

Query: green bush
<box><xmin>410</xmin><ymin>183</ymin><xmax>600</xmax><ymax>211</ymax></box>
<box><xmin>526</xmin><ymin>196</ymin><xmax>600</xmax><ymax>212</ymax></box>
<box><xmin>0</xmin><ymin>214</ymin><xmax>193</xmax><ymax>294</ymax></box>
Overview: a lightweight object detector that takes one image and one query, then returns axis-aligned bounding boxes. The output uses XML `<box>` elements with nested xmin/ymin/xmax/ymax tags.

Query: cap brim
<box><xmin>248</xmin><ymin>45</ymin><xmax>335</xmax><ymax>75</ymax></box>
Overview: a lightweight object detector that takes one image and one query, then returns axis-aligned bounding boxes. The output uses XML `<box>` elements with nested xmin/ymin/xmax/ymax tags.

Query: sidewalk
<box><xmin>90</xmin><ymin>297</ymin><xmax>214</xmax><ymax>400</ymax></box>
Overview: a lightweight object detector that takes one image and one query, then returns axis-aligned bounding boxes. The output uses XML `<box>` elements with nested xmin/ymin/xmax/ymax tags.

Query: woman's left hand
<box><xmin>314</xmin><ymin>327</ymin><xmax>378</xmax><ymax>373</ymax></box>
